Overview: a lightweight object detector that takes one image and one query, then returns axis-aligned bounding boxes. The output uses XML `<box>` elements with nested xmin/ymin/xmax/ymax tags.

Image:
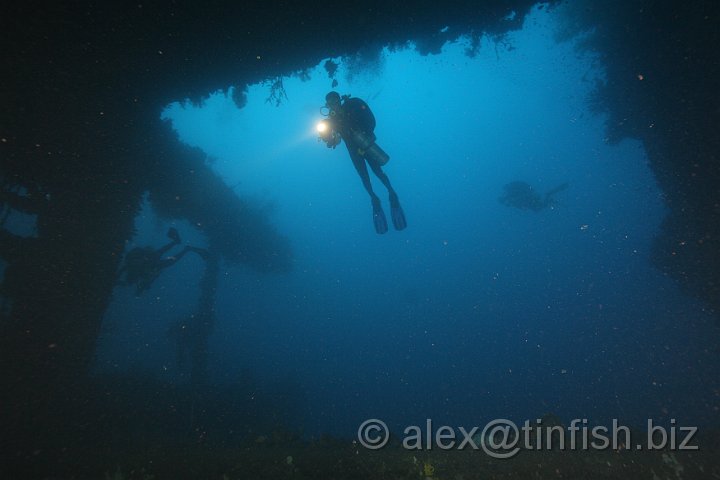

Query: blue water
<box><xmin>96</xmin><ymin>6</ymin><xmax>719</xmax><ymax>438</ymax></box>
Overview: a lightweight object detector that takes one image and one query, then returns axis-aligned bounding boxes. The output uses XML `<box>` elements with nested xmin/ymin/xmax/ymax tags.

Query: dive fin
<box><xmin>372</xmin><ymin>198</ymin><xmax>388</xmax><ymax>234</ymax></box>
<box><xmin>543</xmin><ymin>183</ymin><xmax>570</xmax><ymax>209</ymax></box>
<box><xmin>390</xmin><ymin>194</ymin><xmax>407</xmax><ymax>230</ymax></box>
<box><xmin>545</xmin><ymin>183</ymin><xmax>569</xmax><ymax>197</ymax></box>
<box><xmin>389</xmin><ymin>193</ymin><xmax>407</xmax><ymax>231</ymax></box>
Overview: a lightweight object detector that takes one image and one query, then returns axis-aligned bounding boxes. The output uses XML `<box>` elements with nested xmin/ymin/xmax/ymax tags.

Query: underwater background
<box><xmin>95</xmin><ymin>6</ymin><xmax>719</xmax><ymax>437</ymax></box>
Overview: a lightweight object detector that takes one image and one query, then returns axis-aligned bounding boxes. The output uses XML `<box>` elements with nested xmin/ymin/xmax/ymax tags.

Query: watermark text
<box><xmin>356</xmin><ymin>418</ymin><xmax>698</xmax><ymax>458</ymax></box>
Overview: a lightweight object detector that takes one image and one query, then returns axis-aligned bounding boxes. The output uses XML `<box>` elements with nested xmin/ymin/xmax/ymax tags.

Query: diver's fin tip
<box><xmin>372</xmin><ymin>200</ymin><xmax>389</xmax><ymax>234</ymax></box>
<box><xmin>389</xmin><ymin>195</ymin><xmax>407</xmax><ymax>231</ymax></box>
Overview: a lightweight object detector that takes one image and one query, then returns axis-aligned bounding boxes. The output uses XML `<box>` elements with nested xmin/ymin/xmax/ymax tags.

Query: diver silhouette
<box><xmin>499</xmin><ymin>181</ymin><xmax>569</xmax><ymax>212</ymax></box>
<box><xmin>117</xmin><ymin>227</ymin><xmax>206</xmax><ymax>296</ymax></box>
<box><xmin>318</xmin><ymin>91</ymin><xmax>407</xmax><ymax>234</ymax></box>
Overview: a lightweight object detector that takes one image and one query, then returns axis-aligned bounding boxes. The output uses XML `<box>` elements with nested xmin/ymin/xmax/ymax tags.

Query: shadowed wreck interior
<box><xmin>1</xmin><ymin>0</ymin><xmax>718</xmax><ymax>475</ymax></box>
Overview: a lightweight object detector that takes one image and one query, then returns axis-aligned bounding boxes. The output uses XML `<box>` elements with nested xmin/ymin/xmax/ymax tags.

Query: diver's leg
<box><xmin>135</xmin><ymin>270</ymin><xmax>158</xmax><ymax>295</ymax></box>
<box><xmin>348</xmin><ymin>145</ymin><xmax>378</xmax><ymax>201</ymax></box>
<box><xmin>367</xmin><ymin>158</ymin><xmax>406</xmax><ymax>230</ymax></box>
<box><xmin>348</xmin><ymin>146</ymin><xmax>387</xmax><ymax>233</ymax></box>
<box><xmin>367</xmin><ymin>159</ymin><xmax>397</xmax><ymax>197</ymax></box>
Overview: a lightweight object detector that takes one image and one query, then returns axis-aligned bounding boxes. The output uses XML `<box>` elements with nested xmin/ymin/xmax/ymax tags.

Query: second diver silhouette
<box><xmin>117</xmin><ymin>227</ymin><xmax>207</xmax><ymax>296</ymax></box>
<box><xmin>499</xmin><ymin>181</ymin><xmax>569</xmax><ymax>212</ymax></box>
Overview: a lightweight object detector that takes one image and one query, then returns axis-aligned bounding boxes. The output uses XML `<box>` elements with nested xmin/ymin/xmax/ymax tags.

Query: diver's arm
<box><xmin>155</xmin><ymin>240</ymin><xmax>179</xmax><ymax>257</ymax></box>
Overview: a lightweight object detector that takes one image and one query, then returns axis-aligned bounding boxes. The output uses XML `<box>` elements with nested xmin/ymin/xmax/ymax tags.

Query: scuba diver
<box><xmin>499</xmin><ymin>181</ymin><xmax>569</xmax><ymax>212</ymax></box>
<box><xmin>317</xmin><ymin>91</ymin><xmax>407</xmax><ymax>234</ymax></box>
<box><xmin>117</xmin><ymin>227</ymin><xmax>207</xmax><ymax>296</ymax></box>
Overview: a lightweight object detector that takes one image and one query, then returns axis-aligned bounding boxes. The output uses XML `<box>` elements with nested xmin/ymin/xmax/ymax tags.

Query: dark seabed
<box><xmin>2</xmin><ymin>1</ymin><xmax>719</xmax><ymax>478</ymax></box>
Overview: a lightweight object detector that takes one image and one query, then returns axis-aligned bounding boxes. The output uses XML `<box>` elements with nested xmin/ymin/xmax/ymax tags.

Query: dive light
<box><xmin>316</xmin><ymin>120</ymin><xmax>329</xmax><ymax>134</ymax></box>
<box><xmin>316</xmin><ymin>106</ymin><xmax>390</xmax><ymax>166</ymax></box>
<box><xmin>316</xmin><ymin>119</ymin><xmax>340</xmax><ymax>148</ymax></box>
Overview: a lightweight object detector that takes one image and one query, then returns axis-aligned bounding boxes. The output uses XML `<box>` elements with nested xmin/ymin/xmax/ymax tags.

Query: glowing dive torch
<box><xmin>316</xmin><ymin>119</ymin><xmax>329</xmax><ymax>136</ymax></box>
<box><xmin>316</xmin><ymin>119</ymin><xmax>340</xmax><ymax>148</ymax></box>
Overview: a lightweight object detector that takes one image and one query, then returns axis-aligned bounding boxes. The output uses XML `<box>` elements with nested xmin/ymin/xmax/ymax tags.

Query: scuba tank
<box><xmin>347</xmin><ymin>128</ymin><xmax>390</xmax><ymax>166</ymax></box>
<box><xmin>321</xmin><ymin>94</ymin><xmax>390</xmax><ymax>165</ymax></box>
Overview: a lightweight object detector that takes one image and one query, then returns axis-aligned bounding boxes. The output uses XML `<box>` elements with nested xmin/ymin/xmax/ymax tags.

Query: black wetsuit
<box><xmin>325</xmin><ymin>94</ymin><xmax>407</xmax><ymax>233</ymax></box>
<box><xmin>330</xmin><ymin>98</ymin><xmax>393</xmax><ymax>201</ymax></box>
